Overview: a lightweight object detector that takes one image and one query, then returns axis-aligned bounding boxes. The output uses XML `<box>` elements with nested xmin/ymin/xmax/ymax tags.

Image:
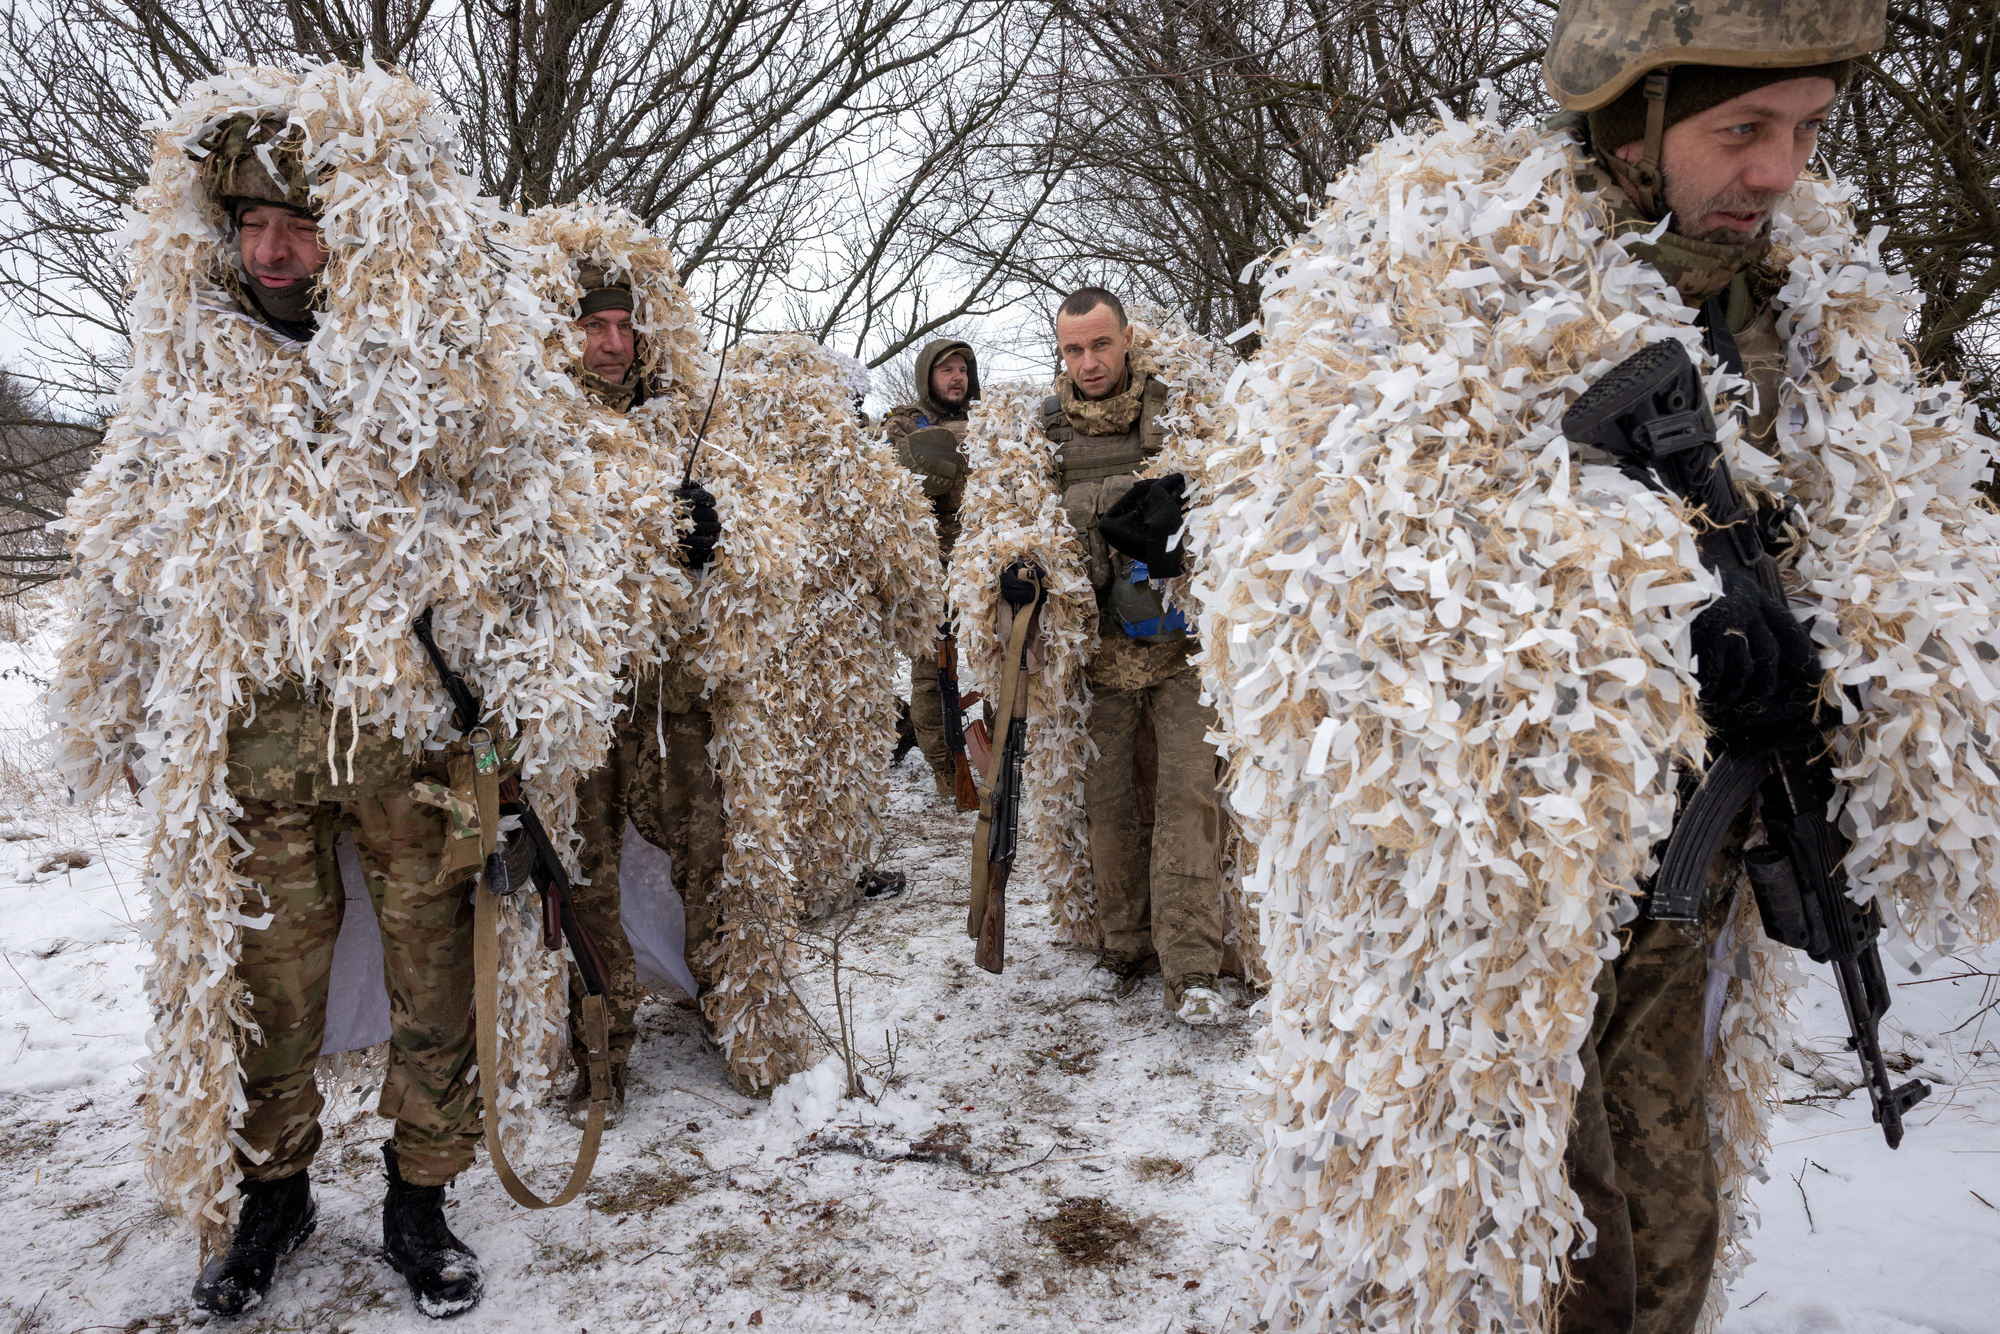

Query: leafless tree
<box><xmin>0</xmin><ymin>370</ymin><xmax>100</xmax><ymax>589</ymax></box>
<box><xmin>0</xmin><ymin>0</ymin><xmax>1031</xmax><ymax>392</ymax></box>
<box><xmin>929</xmin><ymin>0</ymin><xmax>1554</xmax><ymax>348</ymax></box>
<box><xmin>1827</xmin><ymin>2</ymin><xmax>2000</xmax><ymax>435</ymax></box>
<box><xmin>944</xmin><ymin>0</ymin><xmax>1997</xmax><ymax>433</ymax></box>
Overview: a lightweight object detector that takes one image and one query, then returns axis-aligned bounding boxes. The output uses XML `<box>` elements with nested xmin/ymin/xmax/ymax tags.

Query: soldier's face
<box><xmin>238</xmin><ymin>205</ymin><xmax>328</xmax><ymax>288</ymax></box>
<box><xmin>578</xmin><ymin>309</ymin><xmax>636</xmax><ymax>382</ymax></box>
<box><xmin>1056</xmin><ymin>305</ymin><xmax>1129</xmax><ymax>401</ymax></box>
<box><xmin>930</xmin><ymin>352</ymin><xmax>970</xmax><ymax>406</ymax></box>
<box><xmin>1621</xmin><ymin>76</ymin><xmax>1838</xmax><ymax>243</ymax></box>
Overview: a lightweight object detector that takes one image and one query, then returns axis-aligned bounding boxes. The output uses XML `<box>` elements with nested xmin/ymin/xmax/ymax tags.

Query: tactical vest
<box><xmin>1040</xmin><ymin>376</ymin><xmax>1169</xmax><ymax>488</ymax></box>
<box><xmin>1042</xmin><ymin>377</ymin><xmax>1187</xmax><ymax>643</ymax></box>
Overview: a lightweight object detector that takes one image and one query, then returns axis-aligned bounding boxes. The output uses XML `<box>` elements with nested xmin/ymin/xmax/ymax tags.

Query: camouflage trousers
<box><xmin>233</xmin><ymin>794</ymin><xmax>478</xmax><ymax>1188</ymax></box>
<box><xmin>1083</xmin><ymin>648</ymin><xmax>1224</xmax><ymax>1008</ymax></box>
<box><xmin>1560</xmin><ymin>894</ymin><xmax>1736</xmax><ymax>1334</ymax></box>
<box><xmin>568</xmin><ymin>671</ymin><xmax>728</xmax><ymax>1064</ymax></box>
<box><xmin>907</xmin><ymin>650</ymin><xmax>954</xmax><ymax>796</ymax></box>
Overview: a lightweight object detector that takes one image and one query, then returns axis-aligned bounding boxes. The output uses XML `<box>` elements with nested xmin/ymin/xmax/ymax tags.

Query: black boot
<box><xmin>382</xmin><ymin>1145</ymin><xmax>483</xmax><ymax>1319</ymax></box>
<box><xmin>191</xmin><ymin>1171</ymin><xmax>317</xmax><ymax>1316</ymax></box>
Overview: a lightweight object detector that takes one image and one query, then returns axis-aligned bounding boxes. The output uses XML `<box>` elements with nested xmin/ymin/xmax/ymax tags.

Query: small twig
<box><xmin>1738</xmin><ymin>1291</ymin><xmax>1769</xmax><ymax>1310</ymax></box>
<box><xmin>1971</xmin><ymin>1189</ymin><xmax>1996</xmax><ymax>1211</ymax></box>
<box><xmin>1</xmin><ymin>949</ymin><xmax>63</xmax><ymax>1022</ymax></box>
<box><xmin>1791</xmin><ymin>1160</ymin><xmax>1816</xmax><ymax>1234</ymax></box>
<box><xmin>1898</xmin><ymin>968</ymin><xmax>2000</xmax><ymax>986</ymax></box>
<box><xmin>812</xmin><ymin>1133</ymin><xmax>989</xmax><ymax>1175</ymax></box>
<box><xmin>671</xmin><ymin>1085</ymin><xmax>755</xmax><ymax>1120</ymax></box>
<box><xmin>623</xmin><ymin>1242</ymin><xmax>687</xmax><ymax>1266</ymax></box>
<box><xmin>1947</xmin><ymin>997</ymin><xmax>2000</xmax><ymax>1034</ymax></box>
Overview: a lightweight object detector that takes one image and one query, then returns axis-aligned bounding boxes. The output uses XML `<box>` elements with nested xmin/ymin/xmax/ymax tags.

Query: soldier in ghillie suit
<box><xmin>1205</xmin><ymin>4</ymin><xmax>2000</xmax><ymax>1332</ymax></box>
<box><xmin>52</xmin><ymin>68</ymin><xmax>642</xmax><ymax>1320</ymax></box>
<box><xmin>884</xmin><ymin>339</ymin><xmax>981</xmax><ymax>801</ymax></box>
<box><xmin>518</xmin><ymin>202</ymin><xmax>717</xmax><ymax>1117</ymax></box>
<box><xmin>950</xmin><ymin>291</ymin><xmax>1237</xmax><ymax>1026</ymax></box>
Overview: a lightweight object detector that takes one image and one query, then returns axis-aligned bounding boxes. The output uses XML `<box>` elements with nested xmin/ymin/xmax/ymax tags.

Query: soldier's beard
<box><xmin>1662</xmin><ymin>171</ymin><xmax>1784</xmax><ymax>245</ymax></box>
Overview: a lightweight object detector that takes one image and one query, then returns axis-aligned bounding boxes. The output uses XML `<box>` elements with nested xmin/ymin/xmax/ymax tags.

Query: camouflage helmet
<box><xmin>575</xmin><ymin>261</ymin><xmax>636</xmax><ymax>317</ymax></box>
<box><xmin>194</xmin><ymin>114</ymin><xmax>316</xmax><ymax>216</ymax></box>
<box><xmin>1545</xmin><ymin>0</ymin><xmax>1885</xmax><ymax>111</ymax></box>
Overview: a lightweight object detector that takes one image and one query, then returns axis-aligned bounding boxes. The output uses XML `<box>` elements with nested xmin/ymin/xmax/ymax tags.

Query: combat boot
<box><xmin>1096</xmin><ymin>949</ymin><xmax>1158</xmax><ymax>999</ymax></box>
<box><xmin>382</xmin><ymin>1144</ymin><xmax>482</xmax><ymax>1319</ymax></box>
<box><xmin>1173</xmin><ymin>973</ymin><xmax>1224</xmax><ymax>1027</ymax></box>
<box><xmin>191</xmin><ymin>1170</ymin><xmax>317</xmax><ymax>1316</ymax></box>
<box><xmin>564</xmin><ymin>1057</ymin><xmax>627</xmax><ymax>1129</ymax></box>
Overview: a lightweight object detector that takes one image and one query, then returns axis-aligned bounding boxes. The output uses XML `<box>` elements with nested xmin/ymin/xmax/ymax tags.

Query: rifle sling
<box><xmin>968</xmin><ymin>594</ymin><xmax>1039</xmax><ymax>939</ymax></box>
<box><xmin>470</xmin><ymin>761</ymin><xmax>609</xmax><ymax>1209</ymax></box>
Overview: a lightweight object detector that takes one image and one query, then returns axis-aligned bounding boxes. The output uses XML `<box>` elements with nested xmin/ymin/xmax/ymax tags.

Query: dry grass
<box><xmin>1132</xmin><ymin>1155</ymin><xmax>1187</xmax><ymax>1183</ymax></box>
<box><xmin>1030</xmin><ymin>1196</ymin><xmax>1147</xmax><ymax>1268</ymax></box>
<box><xmin>1025</xmin><ymin>1041</ymin><xmax>1099</xmax><ymax>1076</ymax></box>
<box><xmin>588</xmin><ymin>1167</ymin><xmax>700</xmax><ymax>1216</ymax></box>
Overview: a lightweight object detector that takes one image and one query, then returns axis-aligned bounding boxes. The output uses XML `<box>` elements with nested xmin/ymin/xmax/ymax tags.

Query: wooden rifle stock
<box><xmin>937</xmin><ymin>633</ymin><xmax>982</xmax><ymax>813</ymax></box>
<box><xmin>974</xmin><ymin>861</ymin><xmax>1010</xmax><ymax>974</ymax></box>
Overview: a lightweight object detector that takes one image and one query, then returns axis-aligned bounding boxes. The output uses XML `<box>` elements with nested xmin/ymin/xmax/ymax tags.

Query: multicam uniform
<box><xmin>569</xmin><ymin>662</ymin><xmax>728</xmax><ymax>1069</ymax></box>
<box><xmin>226</xmin><ymin>691</ymin><xmax>476</xmax><ymax>1185</ymax></box>
<box><xmin>882</xmin><ymin>337</ymin><xmax>979</xmax><ymax>798</ymax></box>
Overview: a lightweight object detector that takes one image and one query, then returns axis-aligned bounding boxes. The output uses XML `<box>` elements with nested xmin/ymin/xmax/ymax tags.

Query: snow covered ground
<box><xmin>0</xmin><ymin>607</ymin><xmax>1994</xmax><ymax>1333</ymax></box>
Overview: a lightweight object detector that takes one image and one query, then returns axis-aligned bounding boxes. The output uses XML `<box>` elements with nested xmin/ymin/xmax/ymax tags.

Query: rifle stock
<box><xmin>937</xmin><ymin>632</ymin><xmax>981</xmax><ymax>813</ymax></box>
<box><xmin>974</xmin><ymin>861</ymin><xmax>1009</xmax><ymax>973</ymax></box>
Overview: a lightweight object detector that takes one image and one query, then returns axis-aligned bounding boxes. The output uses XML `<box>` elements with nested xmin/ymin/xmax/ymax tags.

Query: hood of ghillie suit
<box><xmin>47</xmin><ymin>63</ymin><xmax>655</xmax><ymax>1251</ymax></box>
<box><xmin>1199</xmin><ymin>104</ymin><xmax>2000</xmax><ymax>1334</ymax></box>
<box><xmin>626</xmin><ymin>332</ymin><xmax>939</xmax><ymax>1094</ymax></box>
<box><xmin>516</xmin><ymin>201</ymin><xmax>708</xmax><ymax>673</ymax></box>
<box><xmin>947</xmin><ymin>311</ymin><xmax>1257</xmax><ymax>968</ymax></box>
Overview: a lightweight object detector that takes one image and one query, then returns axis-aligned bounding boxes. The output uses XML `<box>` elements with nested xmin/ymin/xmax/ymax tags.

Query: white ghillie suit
<box><xmin>514</xmin><ymin>201</ymin><xmax>706</xmax><ymax>675</ymax></box>
<box><xmin>637</xmin><ymin>333</ymin><xmax>938</xmax><ymax>1091</ymax></box>
<box><xmin>950</xmin><ymin>313</ymin><xmax>1257</xmax><ymax>961</ymax></box>
<box><xmin>48</xmin><ymin>64</ymin><xmax>645</xmax><ymax>1249</ymax></box>
<box><xmin>1201</xmin><ymin>106</ymin><xmax>2000</xmax><ymax>1332</ymax></box>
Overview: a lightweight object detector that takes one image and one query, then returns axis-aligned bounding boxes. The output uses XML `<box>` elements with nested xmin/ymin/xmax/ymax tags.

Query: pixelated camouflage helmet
<box><xmin>1545</xmin><ymin>0</ymin><xmax>1885</xmax><ymax>111</ymax></box>
<box><xmin>194</xmin><ymin>113</ymin><xmax>316</xmax><ymax>216</ymax></box>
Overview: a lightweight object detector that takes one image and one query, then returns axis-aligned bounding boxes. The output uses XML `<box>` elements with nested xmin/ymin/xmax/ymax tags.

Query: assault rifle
<box><xmin>967</xmin><ymin>564</ymin><xmax>1043</xmax><ymax>974</ymax></box>
<box><xmin>1563</xmin><ymin>340</ymin><xmax>1930</xmax><ymax>1148</ymax></box>
<box><xmin>411</xmin><ymin>609</ymin><xmax>611</xmax><ymax>996</ymax></box>
<box><xmin>936</xmin><ymin>626</ymin><xmax>983</xmax><ymax>813</ymax></box>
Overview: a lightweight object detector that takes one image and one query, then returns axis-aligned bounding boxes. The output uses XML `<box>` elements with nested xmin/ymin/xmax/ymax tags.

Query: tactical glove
<box><xmin>998</xmin><ymin>561</ymin><xmax>1046</xmax><ymax>608</ymax></box>
<box><xmin>1690</xmin><ymin>565</ymin><xmax>1824</xmax><ymax>748</ymax></box>
<box><xmin>1100</xmin><ymin>473</ymin><xmax>1190</xmax><ymax>578</ymax></box>
<box><xmin>675</xmin><ymin>481</ymin><xmax>721</xmax><ymax>569</ymax></box>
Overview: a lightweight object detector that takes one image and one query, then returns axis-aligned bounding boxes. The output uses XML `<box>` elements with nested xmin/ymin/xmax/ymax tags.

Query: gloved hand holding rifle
<box><xmin>411</xmin><ymin>608</ymin><xmax>616</xmax><ymax>1206</ymax></box>
<box><xmin>1563</xmin><ymin>340</ymin><xmax>1930</xmax><ymax>1148</ymax></box>
<box><xmin>967</xmin><ymin>561</ymin><xmax>1045</xmax><ymax>974</ymax></box>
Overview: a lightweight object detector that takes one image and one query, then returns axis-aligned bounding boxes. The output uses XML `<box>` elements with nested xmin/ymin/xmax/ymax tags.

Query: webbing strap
<box><xmin>470</xmin><ymin>761</ymin><xmax>608</xmax><ymax>1209</ymax></box>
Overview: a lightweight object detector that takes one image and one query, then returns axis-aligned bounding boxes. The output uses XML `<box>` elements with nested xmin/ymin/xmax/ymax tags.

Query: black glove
<box><xmin>1100</xmin><ymin>473</ymin><xmax>1190</xmax><ymax>578</ymax></box>
<box><xmin>998</xmin><ymin>561</ymin><xmax>1046</xmax><ymax>608</ymax></box>
<box><xmin>1690</xmin><ymin>565</ymin><xmax>1824</xmax><ymax>748</ymax></box>
<box><xmin>675</xmin><ymin>481</ymin><xmax>721</xmax><ymax>569</ymax></box>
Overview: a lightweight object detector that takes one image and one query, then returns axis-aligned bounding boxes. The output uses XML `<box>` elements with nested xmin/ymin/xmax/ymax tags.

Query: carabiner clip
<box><xmin>469</xmin><ymin>726</ymin><xmax>500</xmax><ymax>777</ymax></box>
